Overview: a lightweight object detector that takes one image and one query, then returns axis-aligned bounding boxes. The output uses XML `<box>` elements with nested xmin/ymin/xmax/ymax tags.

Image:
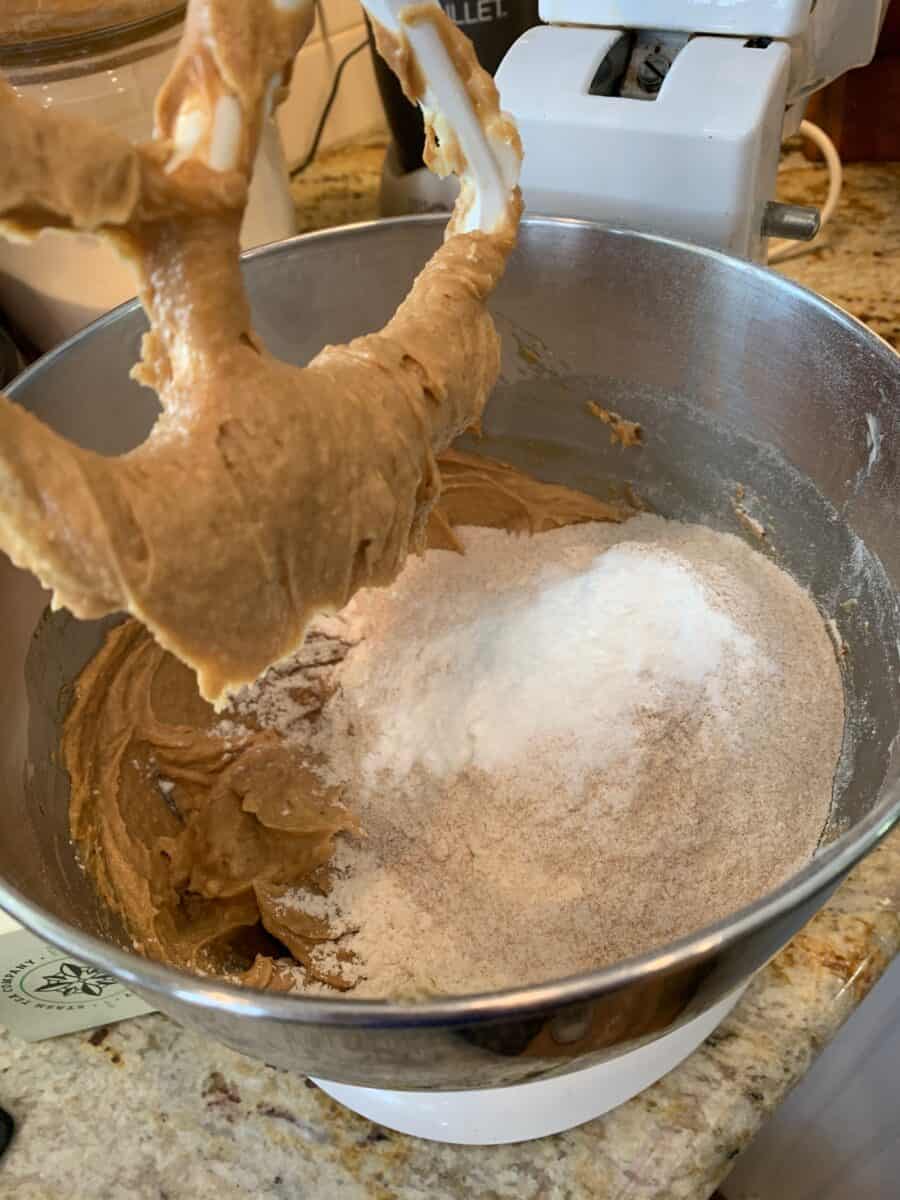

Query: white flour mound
<box><xmin>232</xmin><ymin>515</ymin><xmax>845</xmax><ymax>998</ymax></box>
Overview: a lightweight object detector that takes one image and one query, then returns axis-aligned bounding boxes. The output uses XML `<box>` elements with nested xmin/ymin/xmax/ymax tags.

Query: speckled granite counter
<box><xmin>1</xmin><ymin>148</ymin><xmax>898</xmax><ymax>1200</ymax></box>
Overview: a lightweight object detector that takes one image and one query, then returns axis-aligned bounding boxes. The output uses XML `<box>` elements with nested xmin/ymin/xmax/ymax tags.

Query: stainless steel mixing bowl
<box><xmin>1</xmin><ymin>217</ymin><xmax>898</xmax><ymax>1090</ymax></box>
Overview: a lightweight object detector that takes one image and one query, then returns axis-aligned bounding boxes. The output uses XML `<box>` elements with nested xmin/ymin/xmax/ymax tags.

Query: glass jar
<box><xmin>0</xmin><ymin>6</ymin><xmax>297</xmax><ymax>350</ymax></box>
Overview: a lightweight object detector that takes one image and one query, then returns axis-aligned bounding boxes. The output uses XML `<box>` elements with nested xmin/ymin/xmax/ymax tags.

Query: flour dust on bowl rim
<box><xmin>0</xmin><ymin>217</ymin><xmax>898</xmax><ymax>1138</ymax></box>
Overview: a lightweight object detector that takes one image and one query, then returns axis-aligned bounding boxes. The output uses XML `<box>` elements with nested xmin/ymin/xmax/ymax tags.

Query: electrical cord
<box><xmin>768</xmin><ymin>119</ymin><xmax>843</xmax><ymax>264</ymax></box>
<box><xmin>289</xmin><ymin>37</ymin><xmax>370</xmax><ymax>178</ymax></box>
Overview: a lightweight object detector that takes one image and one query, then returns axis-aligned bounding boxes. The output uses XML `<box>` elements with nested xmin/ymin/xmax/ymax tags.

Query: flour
<box><xmin>222</xmin><ymin>618</ymin><xmax>361</xmax><ymax>738</ymax></box>
<box><xmin>323</xmin><ymin>539</ymin><xmax>769</xmax><ymax>790</ymax></box>
<box><xmin>229</xmin><ymin>515</ymin><xmax>845</xmax><ymax>998</ymax></box>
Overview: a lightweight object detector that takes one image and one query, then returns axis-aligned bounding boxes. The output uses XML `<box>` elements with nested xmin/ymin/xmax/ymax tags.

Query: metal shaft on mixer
<box><xmin>762</xmin><ymin>201</ymin><xmax>822</xmax><ymax>243</ymax></box>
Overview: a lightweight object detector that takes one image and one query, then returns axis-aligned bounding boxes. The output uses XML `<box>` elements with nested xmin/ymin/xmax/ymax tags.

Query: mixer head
<box><xmin>496</xmin><ymin>0</ymin><xmax>890</xmax><ymax>259</ymax></box>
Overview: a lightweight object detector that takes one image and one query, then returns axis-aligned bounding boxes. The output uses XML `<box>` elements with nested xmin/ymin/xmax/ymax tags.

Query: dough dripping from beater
<box><xmin>0</xmin><ymin>0</ymin><xmax>522</xmax><ymax>705</ymax></box>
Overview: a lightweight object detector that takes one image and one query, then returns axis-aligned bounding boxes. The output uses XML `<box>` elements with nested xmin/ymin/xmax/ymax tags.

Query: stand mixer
<box><xmin>383</xmin><ymin>0</ymin><xmax>889</xmax><ymax>261</ymax></box>
<box><xmin>0</xmin><ymin>0</ymin><xmax>897</xmax><ymax>1152</ymax></box>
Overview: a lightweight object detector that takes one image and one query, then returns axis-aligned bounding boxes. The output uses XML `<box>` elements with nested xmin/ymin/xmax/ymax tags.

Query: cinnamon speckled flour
<box><xmin>230</xmin><ymin>516</ymin><xmax>844</xmax><ymax>997</ymax></box>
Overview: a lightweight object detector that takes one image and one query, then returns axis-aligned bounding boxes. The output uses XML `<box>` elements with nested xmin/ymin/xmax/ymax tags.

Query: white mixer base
<box><xmin>313</xmin><ymin>985</ymin><xmax>744</xmax><ymax>1144</ymax></box>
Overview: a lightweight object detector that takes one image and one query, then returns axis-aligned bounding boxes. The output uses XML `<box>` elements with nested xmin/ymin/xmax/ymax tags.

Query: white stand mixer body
<box><xmin>496</xmin><ymin>0</ymin><xmax>890</xmax><ymax>259</ymax></box>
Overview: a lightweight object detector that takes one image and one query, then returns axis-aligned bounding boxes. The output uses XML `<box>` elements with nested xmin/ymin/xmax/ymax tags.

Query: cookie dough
<box><xmin>587</xmin><ymin>401</ymin><xmax>643</xmax><ymax>448</ymax></box>
<box><xmin>64</xmin><ymin>452</ymin><xmax>636</xmax><ymax>990</ymax></box>
<box><xmin>0</xmin><ymin>0</ymin><xmax>522</xmax><ymax>705</ymax></box>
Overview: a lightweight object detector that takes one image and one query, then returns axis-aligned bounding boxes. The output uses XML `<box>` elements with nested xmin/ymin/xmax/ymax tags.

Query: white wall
<box><xmin>277</xmin><ymin>0</ymin><xmax>388</xmax><ymax>170</ymax></box>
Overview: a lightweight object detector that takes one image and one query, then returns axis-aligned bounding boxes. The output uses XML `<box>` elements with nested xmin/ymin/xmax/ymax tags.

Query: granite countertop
<box><xmin>1</xmin><ymin>148</ymin><xmax>899</xmax><ymax>1200</ymax></box>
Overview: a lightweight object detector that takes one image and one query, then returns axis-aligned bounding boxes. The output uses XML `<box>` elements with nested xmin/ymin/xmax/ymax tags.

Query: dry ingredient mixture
<box><xmin>64</xmin><ymin>453</ymin><xmax>845</xmax><ymax>998</ymax></box>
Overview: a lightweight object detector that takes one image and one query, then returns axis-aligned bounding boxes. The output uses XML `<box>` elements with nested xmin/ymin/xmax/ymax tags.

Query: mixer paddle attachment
<box><xmin>363</xmin><ymin>0</ymin><xmax>521</xmax><ymax>235</ymax></box>
<box><xmin>0</xmin><ymin>0</ymin><xmax>522</xmax><ymax>706</ymax></box>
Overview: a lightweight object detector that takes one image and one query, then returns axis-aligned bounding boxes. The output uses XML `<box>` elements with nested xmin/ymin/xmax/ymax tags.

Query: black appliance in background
<box><xmin>368</xmin><ymin>1</ymin><xmax>540</xmax><ymax>199</ymax></box>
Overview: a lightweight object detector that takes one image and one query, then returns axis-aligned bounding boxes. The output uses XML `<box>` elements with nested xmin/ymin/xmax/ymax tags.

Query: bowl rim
<box><xmin>2</xmin><ymin>214</ymin><xmax>899</xmax><ymax>1028</ymax></box>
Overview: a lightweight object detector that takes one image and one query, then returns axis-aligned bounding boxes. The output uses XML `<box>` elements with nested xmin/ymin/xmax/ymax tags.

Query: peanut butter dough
<box><xmin>0</xmin><ymin>0</ymin><xmax>522</xmax><ymax>705</ymax></box>
<box><xmin>64</xmin><ymin>452</ymin><xmax>636</xmax><ymax>991</ymax></box>
<box><xmin>587</xmin><ymin>401</ymin><xmax>644</xmax><ymax>448</ymax></box>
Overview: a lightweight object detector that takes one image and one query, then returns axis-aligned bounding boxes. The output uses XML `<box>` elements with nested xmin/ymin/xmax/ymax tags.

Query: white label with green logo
<box><xmin>0</xmin><ymin>925</ymin><xmax>154</xmax><ymax>1042</ymax></box>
